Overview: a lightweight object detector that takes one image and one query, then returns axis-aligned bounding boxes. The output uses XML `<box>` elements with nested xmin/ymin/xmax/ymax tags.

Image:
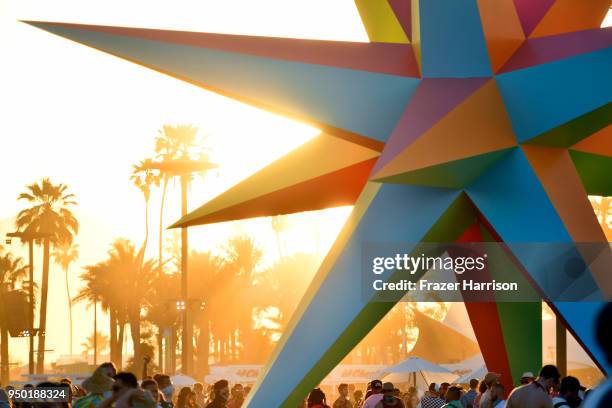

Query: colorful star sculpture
<box><xmin>28</xmin><ymin>0</ymin><xmax>611</xmax><ymax>406</ymax></box>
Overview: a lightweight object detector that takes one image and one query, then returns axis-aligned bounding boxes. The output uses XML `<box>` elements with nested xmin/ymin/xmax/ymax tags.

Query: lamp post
<box><xmin>143</xmin><ymin>158</ymin><xmax>216</xmax><ymax>375</ymax></box>
<box><xmin>6</xmin><ymin>230</ymin><xmax>51</xmax><ymax>375</ymax></box>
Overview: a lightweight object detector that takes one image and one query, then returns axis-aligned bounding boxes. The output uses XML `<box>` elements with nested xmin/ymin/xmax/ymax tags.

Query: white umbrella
<box><xmin>171</xmin><ymin>374</ymin><xmax>197</xmax><ymax>388</ymax></box>
<box><xmin>378</xmin><ymin>357</ymin><xmax>454</xmax><ymax>390</ymax></box>
<box><xmin>383</xmin><ymin>357</ymin><xmax>453</xmax><ymax>374</ymax></box>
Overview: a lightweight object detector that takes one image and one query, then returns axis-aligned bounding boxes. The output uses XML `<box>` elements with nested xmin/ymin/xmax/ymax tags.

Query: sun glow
<box><xmin>0</xmin><ymin>0</ymin><xmax>363</xmax><ymax>365</ymax></box>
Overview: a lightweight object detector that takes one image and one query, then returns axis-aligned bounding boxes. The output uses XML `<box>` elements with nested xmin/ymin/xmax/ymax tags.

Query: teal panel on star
<box><xmin>33</xmin><ymin>23</ymin><xmax>420</xmax><ymax>142</ymax></box>
<box><xmin>496</xmin><ymin>48</ymin><xmax>612</xmax><ymax>143</ymax></box>
<box><xmin>248</xmin><ymin>184</ymin><xmax>461</xmax><ymax>406</ymax></box>
<box><xmin>418</xmin><ymin>0</ymin><xmax>492</xmax><ymax>77</ymax></box>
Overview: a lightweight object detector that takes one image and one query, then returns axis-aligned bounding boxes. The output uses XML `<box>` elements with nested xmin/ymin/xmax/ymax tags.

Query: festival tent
<box><xmin>171</xmin><ymin>374</ymin><xmax>198</xmax><ymax>388</ymax></box>
<box><xmin>378</xmin><ymin>356</ymin><xmax>455</xmax><ymax>389</ymax></box>
<box><xmin>409</xmin><ymin>309</ymin><xmax>480</xmax><ymax>364</ymax></box>
<box><xmin>454</xmin><ymin>365</ymin><xmax>488</xmax><ymax>384</ymax></box>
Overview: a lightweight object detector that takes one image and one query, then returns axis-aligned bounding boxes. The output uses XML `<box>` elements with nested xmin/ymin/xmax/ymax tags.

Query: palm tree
<box><xmin>131</xmin><ymin>159</ymin><xmax>161</xmax><ymax>254</ymax></box>
<box><xmin>220</xmin><ymin>235</ymin><xmax>263</xmax><ymax>362</ymax></box>
<box><xmin>0</xmin><ymin>252</ymin><xmax>28</xmax><ymax>384</ymax></box>
<box><xmin>76</xmin><ymin>239</ymin><xmax>155</xmax><ymax>373</ymax></box>
<box><xmin>270</xmin><ymin>215</ymin><xmax>288</xmax><ymax>259</ymax></box>
<box><xmin>154</xmin><ymin>125</ymin><xmax>208</xmax><ymax>270</ymax></box>
<box><xmin>52</xmin><ymin>243</ymin><xmax>79</xmax><ymax>356</ymax></box>
<box><xmin>144</xmin><ymin>270</ymin><xmax>180</xmax><ymax>372</ymax></box>
<box><xmin>81</xmin><ymin>331</ymin><xmax>109</xmax><ymax>362</ymax></box>
<box><xmin>107</xmin><ymin>239</ymin><xmax>156</xmax><ymax>375</ymax></box>
<box><xmin>75</xmin><ymin>260</ymin><xmax>125</xmax><ymax>369</ymax></box>
<box><xmin>16</xmin><ymin>178</ymin><xmax>78</xmax><ymax>373</ymax></box>
<box><xmin>187</xmin><ymin>251</ymin><xmax>224</xmax><ymax>376</ymax></box>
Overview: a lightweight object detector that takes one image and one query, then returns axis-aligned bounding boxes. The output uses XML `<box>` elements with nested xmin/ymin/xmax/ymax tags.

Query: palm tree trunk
<box><xmin>143</xmin><ymin>198</ymin><xmax>150</xmax><ymax>255</ymax></box>
<box><xmin>117</xmin><ymin>322</ymin><xmax>125</xmax><ymax>369</ymax></box>
<box><xmin>93</xmin><ymin>300</ymin><xmax>98</xmax><ymax>366</ymax></box>
<box><xmin>195</xmin><ymin>318</ymin><xmax>210</xmax><ymax>377</ymax></box>
<box><xmin>129</xmin><ymin>312</ymin><xmax>142</xmax><ymax>378</ymax></box>
<box><xmin>110</xmin><ymin>308</ymin><xmax>118</xmax><ymax>366</ymax></box>
<box><xmin>157</xmin><ymin>329</ymin><xmax>163</xmax><ymax>372</ymax></box>
<box><xmin>159</xmin><ymin>177</ymin><xmax>168</xmax><ymax>270</ymax></box>
<box><xmin>1</xmin><ymin>325</ymin><xmax>9</xmax><ymax>385</ymax></box>
<box><xmin>36</xmin><ymin>237</ymin><xmax>50</xmax><ymax>374</ymax></box>
<box><xmin>64</xmin><ymin>267</ymin><xmax>73</xmax><ymax>356</ymax></box>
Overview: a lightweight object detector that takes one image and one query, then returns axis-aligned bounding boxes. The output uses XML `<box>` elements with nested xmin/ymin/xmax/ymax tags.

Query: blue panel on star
<box><xmin>496</xmin><ymin>48</ymin><xmax>612</xmax><ymax>142</ymax></box>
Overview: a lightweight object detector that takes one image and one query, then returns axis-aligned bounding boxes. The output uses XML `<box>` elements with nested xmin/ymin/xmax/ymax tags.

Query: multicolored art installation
<box><xmin>28</xmin><ymin>0</ymin><xmax>611</xmax><ymax>406</ymax></box>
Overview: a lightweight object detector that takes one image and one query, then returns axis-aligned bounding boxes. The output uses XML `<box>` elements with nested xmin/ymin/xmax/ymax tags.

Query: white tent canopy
<box><xmin>454</xmin><ymin>366</ymin><xmax>488</xmax><ymax>384</ymax></box>
<box><xmin>171</xmin><ymin>374</ymin><xmax>197</xmax><ymax>388</ymax></box>
<box><xmin>382</xmin><ymin>357</ymin><xmax>453</xmax><ymax>374</ymax></box>
<box><xmin>377</xmin><ymin>357</ymin><xmax>456</xmax><ymax>390</ymax></box>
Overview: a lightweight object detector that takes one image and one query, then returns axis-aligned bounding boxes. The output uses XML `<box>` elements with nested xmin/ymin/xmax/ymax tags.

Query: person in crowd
<box><xmin>374</xmin><ymin>382</ymin><xmax>404</xmax><ymax>408</ymax></box>
<box><xmin>193</xmin><ymin>383</ymin><xmax>206</xmax><ymax>408</ymax></box>
<box><xmin>418</xmin><ymin>383</ymin><xmax>445</xmax><ymax>408</ymax></box>
<box><xmin>441</xmin><ymin>386</ymin><xmax>462</xmax><ymax>408</ymax></box>
<box><xmin>488</xmin><ymin>384</ymin><xmax>506</xmax><ymax>408</ymax></box>
<box><xmin>227</xmin><ymin>384</ymin><xmax>245</xmax><ymax>408</ymax></box>
<box><xmin>478</xmin><ymin>373</ymin><xmax>501</xmax><ymax>408</ymax></box>
<box><xmin>583</xmin><ymin>303</ymin><xmax>612</xmax><ymax>408</ymax></box>
<box><xmin>176</xmin><ymin>387</ymin><xmax>197</xmax><ymax>408</ymax></box>
<box><xmin>519</xmin><ymin>372</ymin><xmax>534</xmax><ymax>386</ymax></box>
<box><xmin>153</xmin><ymin>376</ymin><xmax>174</xmax><ymax>406</ymax></box>
<box><xmin>307</xmin><ymin>388</ymin><xmax>330</xmax><ymax>408</ymax></box>
<box><xmin>552</xmin><ymin>377</ymin><xmax>582</xmax><ymax>408</ymax></box>
<box><xmin>474</xmin><ymin>380</ymin><xmax>487</xmax><ymax>408</ymax></box>
<box><xmin>461</xmin><ymin>379</ymin><xmax>479</xmax><ymax>408</ymax></box>
<box><xmin>347</xmin><ymin>385</ymin><xmax>356</xmax><ymax>405</ymax></box>
<box><xmin>403</xmin><ymin>387</ymin><xmax>419</xmax><ymax>408</ymax></box>
<box><xmin>353</xmin><ymin>390</ymin><xmax>364</xmax><ymax>408</ymax></box>
<box><xmin>97</xmin><ymin>372</ymin><xmax>136</xmax><ymax>408</ymax></box>
<box><xmin>99</xmin><ymin>363</ymin><xmax>118</xmax><ymax>379</ymax></box>
<box><xmin>242</xmin><ymin>387</ymin><xmax>250</xmax><ymax>399</ymax></box>
<box><xmin>0</xmin><ymin>389</ymin><xmax>11</xmax><ymax>408</ymax></box>
<box><xmin>141</xmin><ymin>379</ymin><xmax>169</xmax><ymax>408</ymax></box>
<box><xmin>505</xmin><ymin>364</ymin><xmax>560</xmax><ymax>408</ymax></box>
<box><xmin>206</xmin><ymin>380</ymin><xmax>230</xmax><ymax>408</ymax></box>
<box><xmin>438</xmin><ymin>384</ymin><xmax>449</xmax><ymax>402</ymax></box>
<box><xmin>74</xmin><ymin>366</ymin><xmax>115</xmax><ymax>408</ymax></box>
<box><xmin>333</xmin><ymin>384</ymin><xmax>353</xmax><ymax>408</ymax></box>
<box><xmin>32</xmin><ymin>382</ymin><xmax>70</xmax><ymax>408</ymax></box>
<box><xmin>362</xmin><ymin>380</ymin><xmax>384</xmax><ymax>408</ymax></box>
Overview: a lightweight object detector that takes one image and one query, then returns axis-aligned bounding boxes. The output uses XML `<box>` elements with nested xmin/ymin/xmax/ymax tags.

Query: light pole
<box><xmin>143</xmin><ymin>158</ymin><xmax>216</xmax><ymax>375</ymax></box>
<box><xmin>6</xmin><ymin>230</ymin><xmax>50</xmax><ymax>375</ymax></box>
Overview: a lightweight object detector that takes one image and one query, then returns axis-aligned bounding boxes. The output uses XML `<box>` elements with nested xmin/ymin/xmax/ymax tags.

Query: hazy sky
<box><xmin>0</xmin><ymin>0</ymin><xmax>366</xmax><ymax>365</ymax></box>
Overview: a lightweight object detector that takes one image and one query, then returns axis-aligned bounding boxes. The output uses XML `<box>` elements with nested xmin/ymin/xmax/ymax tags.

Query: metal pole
<box><xmin>28</xmin><ymin>239</ymin><xmax>35</xmax><ymax>375</ymax></box>
<box><xmin>180</xmin><ymin>175</ymin><xmax>192</xmax><ymax>375</ymax></box>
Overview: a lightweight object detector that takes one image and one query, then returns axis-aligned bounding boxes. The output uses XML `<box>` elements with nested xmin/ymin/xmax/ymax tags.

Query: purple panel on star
<box><xmin>373</xmin><ymin>77</ymin><xmax>488</xmax><ymax>173</ymax></box>
<box><xmin>500</xmin><ymin>27</ymin><xmax>612</xmax><ymax>73</ymax></box>
<box><xmin>512</xmin><ymin>0</ymin><xmax>555</xmax><ymax>36</ymax></box>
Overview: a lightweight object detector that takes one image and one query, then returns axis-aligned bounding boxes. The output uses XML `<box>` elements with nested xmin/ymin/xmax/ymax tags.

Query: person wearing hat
<box><xmin>74</xmin><ymin>366</ymin><xmax>115</xmax><ymax>408</ymax></box>
<box><xmin>419</xmin><ymin>383</ymin><xmax>445</xmax><ymax>408</ymax></box>
<box><xmin>506</xmin><ymin>364</ymin><xmax>560</xmax><ymax>408</ymax></box>
<box><xmin>552</xmin><ymin>377</ymin><xmax>582</xmax><ymax>408</ymax></box>
<box><xmin>519</xmin><ymin>372</ymin><xmax>535</xmax><ymax>386</ymax></box>
<box><xmin>362</xmin><ymin>380</ymin><xmax>384</xmax><ymax>408</ymax></box>
<box><xmin>374</xmin><ymin>382</ymin><xmax>405</xmax><ymax>408</ymax></box>
<box><xmin>477</xmin><ymin>372</ymin><xmax>501</xmax><ymax>408</ymax></box>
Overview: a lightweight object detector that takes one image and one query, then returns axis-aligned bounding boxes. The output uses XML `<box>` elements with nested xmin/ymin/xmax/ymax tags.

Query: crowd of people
<box><xmin>0</xmin><ymin>303</ymin><xmax>610</xmax><ymax>408</ymax></box>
